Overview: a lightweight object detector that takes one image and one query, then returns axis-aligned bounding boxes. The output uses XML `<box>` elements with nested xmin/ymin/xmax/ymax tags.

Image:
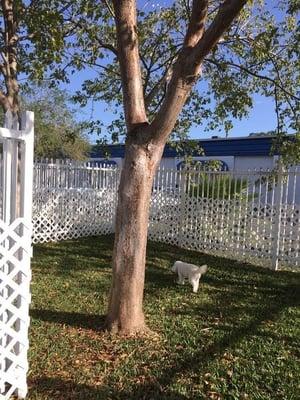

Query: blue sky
<box><xmin>62</xmin><ymin>0</ymin><xmax>281</xmax><ymax>143</ymax></box>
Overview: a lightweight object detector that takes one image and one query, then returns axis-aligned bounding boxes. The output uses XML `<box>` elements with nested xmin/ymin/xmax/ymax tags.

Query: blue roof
<box><xmin>90</xmin><ymin>136</ymin><xmax>284</xmax><ymax>159</ymax></box>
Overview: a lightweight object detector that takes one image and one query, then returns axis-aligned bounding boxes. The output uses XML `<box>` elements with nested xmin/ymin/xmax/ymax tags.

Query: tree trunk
<box><xmin>106</xmin><ymin>135</ymin><xmax>163</xmax><ymax>334</ymax></box>
<box><xmin>107</xmin><ymin>0</ymin><xmax>248</xmax><ymax>335</ymax></box>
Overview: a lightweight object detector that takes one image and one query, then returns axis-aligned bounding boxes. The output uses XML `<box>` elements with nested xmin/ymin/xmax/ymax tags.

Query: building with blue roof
<box><xmin>90</xmin><ymin>135</ymin><xmax>282</xmax><ymax>171</ymax></box>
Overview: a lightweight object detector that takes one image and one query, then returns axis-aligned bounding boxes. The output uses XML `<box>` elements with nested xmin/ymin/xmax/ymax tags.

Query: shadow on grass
<box><xmin>33</xmin><ymin>235</ymin><xmax>114</xmax><ymax>273</ymax></box>
<box><xmin>30</xmin><ymin>235</ymin><xmax>300</xmax><ymax>399</ymax></box>
<box><xmin>29</xmin><ymin>276</ymin><xmax>300</xmax><ymax>399</ymax></box>
<box><xmin>30</xmin><ymin>309</ymin><xmax>106</xmax><ymax>331</ymax></box>
<box><xmin>29</xmin><ymin>376</ymin><xmax>190</xmax><ymax>400</ymax></box>
<box><xmin>29</xmin><ymin>284</ymin><xmax>298</xmax><ymax>400</ymax></box>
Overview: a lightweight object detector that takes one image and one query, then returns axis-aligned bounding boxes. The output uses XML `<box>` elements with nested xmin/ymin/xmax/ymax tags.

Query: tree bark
<box><xmin>0</xmin><ymin>0</ymin><xmax>20</xmax><ymax>114</ymax></box>
<box><xmin>107</xmin><ymin>0</ymin><xmax>248</xmax><ymax>334</ymax></box>
<box><xmin>106</xmin><ymin>133</ymin><xmax>163</xmax><ymax>334</ymax></box>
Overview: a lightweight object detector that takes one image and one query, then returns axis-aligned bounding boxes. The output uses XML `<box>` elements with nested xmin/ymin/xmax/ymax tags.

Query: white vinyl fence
<box><xmin>0</xmin><ymin>112</ymin><xmax>34</xmax><ymax>400</ymax></box>
<box><xmin>32</xmin><ymin>161</ymin><xmax>300</xmax><ymax>270</ymax></box>
<box><xmin>149</xmin><ymin>165</ymin><xmax>300</xmax><ymax>270</ymax></box>
<box><xmin>33</xmin><ymin>161</ymin><xmax>119</xmax><ymax>243</ymax></box>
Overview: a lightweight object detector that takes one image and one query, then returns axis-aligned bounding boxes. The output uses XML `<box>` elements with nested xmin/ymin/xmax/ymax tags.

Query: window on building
<box><xmin>177</xmin><ymin>160</ymin><xmax>229</xmax><ymax>171</ymax></box>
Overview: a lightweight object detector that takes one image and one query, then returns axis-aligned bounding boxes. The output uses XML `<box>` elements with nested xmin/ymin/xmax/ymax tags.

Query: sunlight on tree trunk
<box><xmin>106</xmin><ymin>136</ymin><xmax>164</xmax><ymax>333</ymax></box>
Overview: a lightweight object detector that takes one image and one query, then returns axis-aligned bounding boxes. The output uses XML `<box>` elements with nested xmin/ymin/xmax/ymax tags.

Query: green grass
<box><xmin>28</xmin><ymin>235</ymin><xmax>300</xmax><ymax>400</ymax></box>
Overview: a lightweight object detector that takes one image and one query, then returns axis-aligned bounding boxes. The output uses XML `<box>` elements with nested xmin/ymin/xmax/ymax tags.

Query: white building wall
<box><xmin>234</xmin><ymin>156</ymin><xmax>276</xmax><ymax>171</ymax></box>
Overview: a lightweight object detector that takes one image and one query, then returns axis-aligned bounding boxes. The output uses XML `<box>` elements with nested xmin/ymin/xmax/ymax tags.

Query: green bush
<box><xmin>188</xmin><ymin>173</ymin><xmax>248</xmax><ymax>199</ymax></box>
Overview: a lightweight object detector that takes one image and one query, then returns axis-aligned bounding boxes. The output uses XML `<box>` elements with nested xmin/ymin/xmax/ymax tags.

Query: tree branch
<box><xmin>144</xmin><ymin>68</ymin><xmax>170</xmax><ymax>109</ymax></box>
<box><xmin>150</xmin><ymin>0</ymin><xmax>248</xmax><ymax>144</ymax></box>
<box><xmin>184</xmin><ymin>0</ymin><xmax>208</xmax><ymax>48</ymax></box>
<box><xmin>112</xmin><ymin>0</ymin><xmax>148</xmax><ymax>131</ymax></box>
<box><xmin>102</xmin><ymin>0</ymin><xmax>115</xmax><ymax>18</ymax></box>
<box><xmin>70</xmin><ymin>18</ymin><xmax>118</xmax><ymax>57</ymax></box>
<box><xmin>205</xmin><ymin>58</ymin><xmax>300</xmax><ymax>102</ymax></box>
<box><xmin>190</xmin><ymin>0</ymin><xmax>248</xmax><ymax>65</ymax></box>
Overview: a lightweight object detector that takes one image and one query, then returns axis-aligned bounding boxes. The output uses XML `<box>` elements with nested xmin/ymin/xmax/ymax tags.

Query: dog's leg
<box><xmin>191</xmin><ymin>278</ymin><xmax>200</xmax><ymax>293</ymax></box>
<box><xmin>177</xmin><ymin>273</ymin><xmax>185</xmax><ymax>285</ymax></box>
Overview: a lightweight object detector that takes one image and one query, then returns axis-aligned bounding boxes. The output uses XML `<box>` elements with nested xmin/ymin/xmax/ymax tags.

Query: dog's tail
<box><xmin>198</xmin><ymin>264</ymin><xmax>208</xmax><ymax>275</ymax></box>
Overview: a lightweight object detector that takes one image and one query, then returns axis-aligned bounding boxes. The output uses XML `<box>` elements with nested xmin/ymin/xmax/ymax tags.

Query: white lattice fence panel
<box><xmin>278</xmin><ymin>204</ymin><xmax>300</xmax><ymax>266</ymax></box>
<box><xmin>31</xmin><ymin>163</ymin><xmax>300</xmax><ymax>269</ymax></box>
<box><xmin>33</xmin><ymin>188</ymin><xmax>117</xmax><ymax>243</ymax></box>
<box><xmin>0</xmin><ymin>218</ymin><xmax>31</xmax><ymax>400</ymax></box>
<box><xmin>148</xmin><ymin>166</ymin><xmax>300</xmax><ymax>269</ymax></box>
<box><xmin>178</xmin><ymin>197</ymin><xmax>275</xmax><ymax>265</ymax></box>
<box><xmin>148</xmin><ymin>191</ymin><xmax>182</xmax><ymax>246</ymax></box>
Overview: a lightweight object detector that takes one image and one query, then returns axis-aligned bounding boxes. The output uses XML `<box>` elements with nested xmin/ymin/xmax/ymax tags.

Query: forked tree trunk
<box><xmin>107</xmin><ymin>0</ymin><xmax>248</xmax><ymax>334</ymax></box>
<box><xmin>106</xmin><ymin>136</ymin><xmax>163</xmax><ymax>333</ymax></box>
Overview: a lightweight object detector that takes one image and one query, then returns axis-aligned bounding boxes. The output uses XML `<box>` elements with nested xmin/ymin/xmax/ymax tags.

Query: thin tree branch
<box><xmin>102</xmin><ymin>0</ymin><xmax>115</xmax><ymax>18</ymax></box>
<box><xmin>143</xmin><ymin>46</ymin><xmax>180</xmax><ymax>100</ymax></box>
<box><xmin>274</xmin><ymin>86</ymin><xmax>281</xmax><ymax>135</ymax></box>
<box><xmin>112</xmin><ymin>0</ymin><xmax>148</xmax><ymax>131</ymax></box>
<box><xmin>70</xmin><ymin>18</ymin><xmax>118</xmax><ymax>56</ymax></box>
<box><xmin>145</xmin><ymin>67</ymin><xmax>171</xmax><ymax>109</ymax></box>
<box><xmin>205</xmin><ymin>58</ymin><xmax>300</xmax><ymax>101</ymax></box>
<box><xmin>190</xmin><ymin>0</ymin><xmax>248</xmax><ymax>66</ymax></box>
<box><xmin>269</xmin><ymin>56</ymin><xmax>299</xmax><ymax>122</ymax></box>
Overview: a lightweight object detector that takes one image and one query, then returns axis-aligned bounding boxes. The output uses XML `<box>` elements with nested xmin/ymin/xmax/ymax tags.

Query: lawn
<box><xmin>28</xmin><ymin>235</ymin><xmax>300</xmax><ymax>400</ymax></box>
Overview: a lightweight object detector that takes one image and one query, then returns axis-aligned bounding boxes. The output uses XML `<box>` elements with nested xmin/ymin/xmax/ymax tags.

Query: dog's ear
<box><xmin>199</xmin><ymin>264</ymin><xmax>208</xmax><ymax>274</ymax></box>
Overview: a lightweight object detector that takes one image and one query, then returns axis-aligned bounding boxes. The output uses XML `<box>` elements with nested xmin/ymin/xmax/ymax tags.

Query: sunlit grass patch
<box><xmin>28</xmin><ymin>235</ymin><xmax>300</xmax><ymax>399</ymax></box>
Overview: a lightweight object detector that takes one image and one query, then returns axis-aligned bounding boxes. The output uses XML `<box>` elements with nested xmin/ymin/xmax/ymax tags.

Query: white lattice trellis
<box><xmin>33</xmin><ymin>181</ymin><xmax>118</xmax><ymax>244</ymax></box>
<box><xmin>0</xmin><ymin>219</ymin><xmax>31</xmax><ymax>400</ymax></box>
<box><xmin>0</xmin><ymin>111</ymin><xmax>34</xmax><ymax>400</ymax></box>
<box><xmin>148</xmin><ymin>167</ymin><xmax>300</xmax><ymax>269</ymax></box>
<box><xmin>31</xmin><ymin>162</ymin><xmax>300</xmax><ymax>269</ymax></box>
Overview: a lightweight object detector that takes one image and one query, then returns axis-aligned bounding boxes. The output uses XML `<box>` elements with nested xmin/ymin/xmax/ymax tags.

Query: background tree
<box><xmin>0</xmin><ymin>1</ymin><xmax>90</xmax><ymax>158</ymax></box>
<box><xmin>0</xmin><ymin>0</ymin><xmax>73</xmax><ymax>114</ymax></box>
<box><xmin>22</xmin><ymin>85</ymin><xmax>90</xmax><ymax>159</ymax></box>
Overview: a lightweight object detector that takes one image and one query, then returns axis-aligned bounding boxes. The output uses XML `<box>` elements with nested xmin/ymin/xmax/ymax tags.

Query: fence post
<box><xmin>271</xmin><ymin>161</ymin><xmax>284</xmax><ymax>271</ymax></box>
<box><xmin>16</xmin><ymin>111</ymin><xmax>34</xmax><ymax>399</ymax></box>
<box><xmin>178</xmin><ymin>167</ymin><xmax>188</xmax><ymax>247</ymax></box>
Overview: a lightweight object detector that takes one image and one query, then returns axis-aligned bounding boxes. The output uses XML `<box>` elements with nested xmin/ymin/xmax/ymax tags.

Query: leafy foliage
<box><xmin>0</xmin><ymin>1</ymin><xmax>298</xmax><ymax>158</ymax></box>
<box><xmin>22</xmin><ymin>85</ymin><xmax>90</xmax><ymax>160</ymax></box>
<box><xmin>54</xmin><ymin>1</ymin><xmax>299</xmax><ymax>147</ymax></box>
<box><xmin>275</xmin><ymin>133</ymin><xmax>300</xmax><ymax>167</ymax></box>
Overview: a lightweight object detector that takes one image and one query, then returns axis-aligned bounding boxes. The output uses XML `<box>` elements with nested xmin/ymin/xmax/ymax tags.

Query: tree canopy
<box><xmin>60</xmin><ymin>1</ymin><xmax>299</xmax><ymax>142</ymax></box>
<box><xmin>0</xmin><ymin>1</ymin><xmax>298</xmax><ymax>155</ymax></box>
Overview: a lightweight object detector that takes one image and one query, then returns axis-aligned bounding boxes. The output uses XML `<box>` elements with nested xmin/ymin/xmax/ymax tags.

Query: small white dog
<box><xmin>171</xmin><ymin>261</ymin><xmax>208</xmax><ymax>293</ymax></box>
